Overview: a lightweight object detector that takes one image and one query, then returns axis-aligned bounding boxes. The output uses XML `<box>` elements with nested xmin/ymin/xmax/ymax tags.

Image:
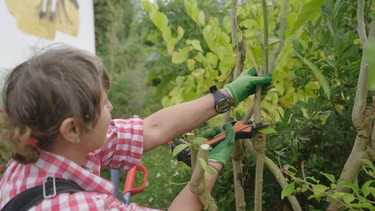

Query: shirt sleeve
<box><xmin>95</xmin><ymin>117</ymin><xmax>144</xmax><ymax>172</ymax></box>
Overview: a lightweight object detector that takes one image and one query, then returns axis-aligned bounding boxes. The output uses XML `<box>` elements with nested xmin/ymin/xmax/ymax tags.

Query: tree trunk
<box><xmin>327</xmin><ymin>2</ymin><xmax>375</xmax><ymax>209</ymax></box>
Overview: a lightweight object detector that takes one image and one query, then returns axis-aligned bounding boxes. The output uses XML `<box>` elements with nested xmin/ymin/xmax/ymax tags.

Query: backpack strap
<box><xmin>2</xmin><ymin>177</ymin><xmax>83</xmax><ymax>211</ymax></box>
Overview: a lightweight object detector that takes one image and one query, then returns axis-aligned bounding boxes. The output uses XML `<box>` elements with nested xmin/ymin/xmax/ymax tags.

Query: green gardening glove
<box><xmin>224</xmin><ymin>67</ymin><xmax>272</xmax><ymax>105</ymax></box>
<box><xmin>208</xmin><ymin>122</ymin><xmax>235</xmax><ymax>166</ymax></box>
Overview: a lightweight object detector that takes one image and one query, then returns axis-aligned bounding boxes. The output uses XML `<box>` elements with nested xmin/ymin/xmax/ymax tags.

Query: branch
<box><xmin>187</xmin><ymin>133</ymin><xmax>197</xmax><ymax>170</ymax></box>
<box><xmin>243</xmin><ymin>140</ymin><xmax>302</xmax><ymax>211</ymax></box>
<box><xmin>253</xmin><ymin>133</ymin><xmax>266</xmax><ymax>211</ymax></box>
<box><xmin>253</xmin><ymin>1</ymin><xmax>270</xmax><ymax>210</ymax></box>
<box><xmin>352</xmin><ymin>7</ymin><xmax>373</xmax><ymax>129</ymax></box>
<box><xmin>231</xmin><ymin>0</ymin><xmax>243</xmax><ymax>79</ymax></box>
<box><xmin>262</xmin><ymin>0</ymin><xmax>269</xmax><ymax>74</ymax></box>
<box><xmin>189</xmin><ymin>144</ymin><xmax>218</xmax><ymax>210</ymax></box>
<box><xmin>357</xmin><ymin>0</ymin><xmax>367</xmax><ymax>46</ymax></box>
<box><xmin>229</xmin><ymin>0</ymin><xmax>247</xmax><ymax>210</ymax></box>
<box><xmin>371</xmin><ymin>97</ymin><xmax>375</xmax><ymax>150</ymax></box>
<box><xmin>269</xmin><ymin>0</ymin><xmax>289</xmax><ymax>73</ymax></box>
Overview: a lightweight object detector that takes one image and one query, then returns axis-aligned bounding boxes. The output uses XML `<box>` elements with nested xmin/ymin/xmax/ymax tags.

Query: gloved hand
<box><xmin>224</xmin><ymin>67</ymin><xmax>272</xmax><ymax>105</ymax></box>
<box><xmin>208</xmin><ymin>122</ymin><xmax>235</xmax><ymax>166</ymax></box>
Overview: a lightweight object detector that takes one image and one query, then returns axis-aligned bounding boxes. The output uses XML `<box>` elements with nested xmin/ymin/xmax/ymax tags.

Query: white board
<box><xmin>0</xmin><ymin>0</ymin><xmax>95</xmax><ymax>76</ymax></box>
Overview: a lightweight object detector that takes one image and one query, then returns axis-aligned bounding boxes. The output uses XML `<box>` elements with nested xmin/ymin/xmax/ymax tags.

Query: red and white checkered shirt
<box><xmin>0</xmin><ymin>118</ymin><xmax>161</xmax><ymax>211</ymax></box>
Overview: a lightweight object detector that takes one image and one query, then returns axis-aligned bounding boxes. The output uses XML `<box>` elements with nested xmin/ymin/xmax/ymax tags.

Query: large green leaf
<box><xmin>142</xmin><ymin>1</ymin><xmax>171</xmax><ymax>42</ymax></box>
<box><xmin>288</xmin><ymin>0</ymin><xmax>326</xmax><ymax>35</ymax></box>
<box><xmin>172</xmin><ymin>143</ymin><xmax>189</xmax><ymax>158</ymax></box>
<box><xmin>172</xmin><ymin>47</ymin><xmax>189</xmax><ymax>64</ymax></box>
<box><xmin>295</xmin><ymin>51</ymin><xmax>331</xmax><ymax>98</ymax></box>
<box><xmin>184</xmin><ymin>0</ymin><xmax>205</xmax><ymax>26</ymax></box>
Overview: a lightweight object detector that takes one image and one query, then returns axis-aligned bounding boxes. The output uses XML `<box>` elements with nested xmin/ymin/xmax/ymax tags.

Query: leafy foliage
<box><xmin>282</xmin><ymin>159</ymin><xmax>375</xmax><ymax>210</ymax></box>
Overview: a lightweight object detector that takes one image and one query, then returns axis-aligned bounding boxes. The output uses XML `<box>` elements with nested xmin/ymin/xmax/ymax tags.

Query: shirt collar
<box><xmin>35</xmin><ymin>150</ymin><xmax>114</xmax><ymax>195</ymax></box>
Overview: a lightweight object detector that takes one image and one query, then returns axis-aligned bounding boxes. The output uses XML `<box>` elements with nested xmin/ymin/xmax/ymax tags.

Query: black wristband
<box><xmin>210</xmin><ymin>85</ymin><xmax>231</xmax><ymax>113</ymax></box>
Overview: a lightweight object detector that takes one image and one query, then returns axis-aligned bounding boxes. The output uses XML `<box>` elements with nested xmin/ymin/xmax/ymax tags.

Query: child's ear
<box><xmin>60</xmin><ymin>118</ymin><xmax>81</xmax><ymax>144</ymax></box>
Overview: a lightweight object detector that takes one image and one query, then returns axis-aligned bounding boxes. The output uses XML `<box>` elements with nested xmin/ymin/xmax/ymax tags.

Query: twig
<box><xmin>243</xmin><ymin>36</ymin><xmax>259</xmax><ymax>72</ymax></box>
<box><xmin>301</xmin><ymin>160</ymin><xmax>306</xmax><ymax>181</ymax></box>
<box><xmin>269</xmin><ymin>0</ymin><xmax>289</xmax><ymax>73</ymax></box>
<box><xmin>262</xmin><ymin>0</ymin><xmax>269</xmax><ymax>74</ymax></box>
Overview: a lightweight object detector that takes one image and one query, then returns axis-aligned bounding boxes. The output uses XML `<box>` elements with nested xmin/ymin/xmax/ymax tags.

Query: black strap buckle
<box><xmin>43</xmin><ymin>177</ymin><xmax>57</xmax><ymax>198</ymax></box>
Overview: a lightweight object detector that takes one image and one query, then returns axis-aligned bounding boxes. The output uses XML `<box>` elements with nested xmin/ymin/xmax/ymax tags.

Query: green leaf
<box><xmin>289</xmin><ymin>0</ymin><xmax>326</xmax><ymax>35</ymax></box>
<box><xmin>205</xmin><ymin>52</ymin><xmax>218</xmax><ymax>68</ymax></box>
<box><xmin>198</xmin><ymin>158</ymin><xmax>215</xmax><ymax>175</ymax></box>
<box><xmin>198</xmin><ymin>11</ymin><xmax>205</xmax><ymax>26</ymax></box>
<box><xmin>284</xmin><ymin>164</ymin><xmax>298</xmax><ymax>174</ymax></box>
<box><xmin>308</xmin><ymin>192</ymin><xmax>326</xmax><ymax>202</ymax></box>
<box><xmin>312</xmin><ymin>184</ymin><xmax>329</xmax><ymax>193</ymax></box>
<box><xmin>177</xmin><ymin>26</ymin><xmax>184</xmax><ymax>41</ymax></box>
<box><xmin>353</xmin><ymin>39</ymin><xmax>361</xmax><ymax>45</ymax></box>
<box><xmin>172</xmin><ymin>143</ymin><xmax>189</xmax><ymax>158</ymax></box>
<box><xmin>301</xmin><ymin>184</ymin><xmax>309</xmax><ymax>192</ymax></box>
<box><xmin>351</xmin><ymin>202</ymin><xmax>375</xmax><ymax>209</ymax></box>
<box><xmin>142</xmin><ymin>1</ymin><xmax>172</xmax><ymax>43</ymax></box>
<box><xmin>171</xmin><ymin>47</ymin><xmax>189</xmax><ymax>64</ymax></box>
<box><xmin>153</xmin><ymin>12</ymin><xmax>171</xmax><ymax>42</ymax></box>
<box><xmin>294</xmin><ymin>51</ymin><xmax>331</xmax><ymax>98</ymax></box>
<box><xmin>281</xmin><ymin>182</ymin><xmax>295</xmax><ymax>199</ymax></box>
<box><xmin>175</xmin><ymin>76</ymin><xmax>185</xmax><ymax>87</ymax></box>
<box><xmin>361</xmin><ymin>180</ymin><xmax>374</xmax><ymax>197</ymax></box>
<box><xmin>184</xmin><ymin>0</ymin><xmax>205</xmax><ymax>26</ymax></box>
<box><xmin>167</xmin><ymin>38</ymin><xmax>178</xmax><ymax>55</ymax></box>
<box><xmin>330</xmin><ymin>191</ymin><xmax>344</xmax><ymax>200</ymax></box>
<box><xmin>141</xmin><ymin>1</ymin><xmax>158</xmax><ymax>13</ymax></box>
<box><xmin>320</xmin><ymin>172</ymin><xmax>336</xmax><ymax>183</ymax></box>
<box><xmin>361</xmin><ymin>158</ymin><xmax>375</xmax><ymax>169</ymax></box>
<box><xmin>338</xmin><ymin>178</ymin><xmax>357</xmax><ymax>191</ymax></box>
<box><xmin>206</xmin><ymin>166</ymin><xmax>216</xmax><ymax>175</ymax></box>
<box><xmin>342</xmin><ymin>193</ymin><xmax>355</xmax><ymax>204</ymax></box>
<box><xmin>192</xmin><ymin>136</ymin><xmax>206</xmax><ymax>145</ymax></box>
<box><xmin>365</xmin><ymin>39</ymin><xmax>375</xmax><ymax>91</ymax></box>
<box><xmin>186</xmin><ymin>40</ymin><xmax>203</xmax><ymax>52</ymax></box>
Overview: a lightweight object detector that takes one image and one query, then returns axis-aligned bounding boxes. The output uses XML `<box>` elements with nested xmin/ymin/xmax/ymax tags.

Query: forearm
<box><xmin>169</xmin><ymin>161</ymin><xmax>223</xmax><ymax>211</ymax></box>
<box><xmin>143</xmin><ymin>89</ymin><xmax>231</xmax><ymax>151</ymax></box>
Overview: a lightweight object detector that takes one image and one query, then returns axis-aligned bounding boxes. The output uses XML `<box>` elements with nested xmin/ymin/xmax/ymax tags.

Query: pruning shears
<box><xmin>205</xmin><ymin>120</ymin><xmax>270</xmax><ymax>147</ymax></box>
<box><xmin>123</xmin><ymin>163</ymin><xmax>148</xmax><ymax>204</ymax></box>
<box><xmin>110</xmin><ymin>163</ymin><xmax>148</xmax><ymax>204</ymax></box>
<box><xmin>171</xmin><ymin>120</ymin><xmax>270</xmax><ymax>166</ymax></box>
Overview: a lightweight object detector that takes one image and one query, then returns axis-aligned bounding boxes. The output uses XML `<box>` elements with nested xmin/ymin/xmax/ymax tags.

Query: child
<box><xmin>0</xmin><ymin>45</ymin><xmax>272</xmax><ymax>210</ymax></box>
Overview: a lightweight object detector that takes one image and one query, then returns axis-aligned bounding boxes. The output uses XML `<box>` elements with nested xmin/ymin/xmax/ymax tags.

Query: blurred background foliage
<box><xmin>1</xmin><ymin>0</ymin><xmax>374</xmax><ymax>210</ymax></box>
